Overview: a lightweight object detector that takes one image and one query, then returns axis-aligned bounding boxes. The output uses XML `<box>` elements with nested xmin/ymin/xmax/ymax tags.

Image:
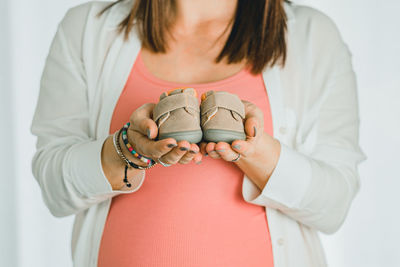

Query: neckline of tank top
<box><xmin>134</xmin><ymin>49</ymin><xmax>256</xmax><ymax>89</ymax></box>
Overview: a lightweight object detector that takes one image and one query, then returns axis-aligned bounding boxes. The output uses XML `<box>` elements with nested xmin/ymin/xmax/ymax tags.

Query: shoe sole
<box><xmin>203</xmin><ymin>129</ymin><xmax>246</xmax><ymax>144</ymax></box>
<box><xmin>158</xmin><ymin>130</ymin><xmax>203</xmax><ymax>143</ymax></box>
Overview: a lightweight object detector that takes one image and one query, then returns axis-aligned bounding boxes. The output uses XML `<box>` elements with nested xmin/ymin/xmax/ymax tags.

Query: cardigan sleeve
<box><xmin>30</xmin><ymin>6</ymin><xmax>146</xmax><ymax>218</ymax></box>
<box><xmin>242</xmin><ymin>11</ymin><xmax>367</xmax><ymax>234</ymax></box>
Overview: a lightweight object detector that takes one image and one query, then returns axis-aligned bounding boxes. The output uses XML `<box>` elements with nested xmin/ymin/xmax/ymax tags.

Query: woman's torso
<box><xmin>97</xmin><ymin>49</ymin><xmax>275</xmax><ymax>267</ymax></box>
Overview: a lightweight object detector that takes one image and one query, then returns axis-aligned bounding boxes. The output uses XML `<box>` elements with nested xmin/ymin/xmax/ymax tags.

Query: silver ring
<box><xmin>157</xmin><ymin>157</ymin><xmax>172</xmax><ymax>167</ymax></box>
<box><xmin>231</xmin><ymin>153</ymin><xmax>241</xmax><ymax>162</ymax></box>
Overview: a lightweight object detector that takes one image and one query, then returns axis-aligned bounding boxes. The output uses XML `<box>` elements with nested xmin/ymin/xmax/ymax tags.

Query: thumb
<box><xmin>130</xmin><ymin>103</ymin><xmax>159</xmax><ymax>139</ymax></box>
<box><xmin>244</xmin><ymin>116</ymin><xmax>258</xmax><ymax>138</ymax></box>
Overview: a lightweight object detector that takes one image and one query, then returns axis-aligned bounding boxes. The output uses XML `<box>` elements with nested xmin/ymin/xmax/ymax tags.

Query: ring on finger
<box><xmin>231</xmin><ymin>153</ymin><xmax>241</xmax><ymax>162</ymax></box>
<box><xmin>157</xmin><ymin>157</ymin><xmax>172</xmax><ymax>167</ymax></box>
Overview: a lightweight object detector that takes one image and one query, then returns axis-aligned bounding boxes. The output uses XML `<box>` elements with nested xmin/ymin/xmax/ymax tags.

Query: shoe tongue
<box><xmin>181</xmin><ymin>88</ymin><xmax>196</xmax><ymax>97</ymax></box>
<box><xmin>205</xmin><ymin>90</ymin><xmax>215</xmax><ymax>97</ymax></box>
<box><xmin>169</xmin><ymin>88</ymin><xmax>184</xmax><ymax>96</ymax></box>
<box><xmin>159</xmin><ymin>87</ymin><xmax>196</xmax><ymax>100</ymax></box>
<box><xmin>159</xmin><ymin>92</ymin><xmax>169</xmax><ymax>101</ymax></box>
<box><xmin>201</xmin><ymin>90</ymin><xmax>215</xmax><ymax>101</ymax></box>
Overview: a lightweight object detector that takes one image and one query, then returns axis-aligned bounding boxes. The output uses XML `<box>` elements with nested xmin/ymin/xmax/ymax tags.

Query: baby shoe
<box><xmin>200</xmin><ymin>91</ymin><xmax>246</xmax><ymax>143</ymax></box>
<box><xmin>152</xmin><ymin>87</ymin><xmax>203</xmax><ymax>143</ymax></box>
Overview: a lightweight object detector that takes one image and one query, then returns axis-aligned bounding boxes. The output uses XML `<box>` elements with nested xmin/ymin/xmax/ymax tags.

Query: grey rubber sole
<box><xmin>158</xmin><ymin>130</ymin><xmax>203</xmax><ymax>143</ymax></box>
<box><xmin>203</xmin><ymin>129</ymin><xmax>246</xmax><ymax>144</ymax></box>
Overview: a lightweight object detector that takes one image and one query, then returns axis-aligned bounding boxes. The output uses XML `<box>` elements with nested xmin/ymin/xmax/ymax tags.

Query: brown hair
<box><xmin>97</xmin><ymin>0</ymin><xmax>289</xmax><ymax>74</ymax></box>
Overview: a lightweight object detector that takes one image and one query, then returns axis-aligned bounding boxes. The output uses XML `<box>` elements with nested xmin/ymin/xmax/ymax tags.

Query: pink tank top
<box><xmin>98</xmin><ymin>50</ymin><xmax>274</xmax><ymax>267</ymax></box>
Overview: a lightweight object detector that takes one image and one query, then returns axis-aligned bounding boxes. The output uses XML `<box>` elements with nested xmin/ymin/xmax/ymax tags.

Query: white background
<box><xmin>1</xmin><ymin>0</ymin><xmax>399</xmax><ymax>266</ymax></box>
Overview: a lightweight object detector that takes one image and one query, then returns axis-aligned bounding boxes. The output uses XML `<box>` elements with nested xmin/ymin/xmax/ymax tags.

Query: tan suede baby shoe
<box><xmin>200</xmin><ymin>90</ymin><xmax>246</xmax><ymax>143</ymax></box>
<box><xmin>152</xmin><ymin>87</ymin><xmax>203</xmax><ymax>143</ymax></box>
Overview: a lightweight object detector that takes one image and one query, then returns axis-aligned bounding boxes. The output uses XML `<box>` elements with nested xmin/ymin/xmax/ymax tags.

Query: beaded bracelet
<box><xmin>112</xmin><ymin>127</ymin><xmax>157</xmax><ymax>187</ymax></box>
<box><xmin>121</xmin><ymin>122</ymin><xmax>155</xmax><ymax>165</ymax></box>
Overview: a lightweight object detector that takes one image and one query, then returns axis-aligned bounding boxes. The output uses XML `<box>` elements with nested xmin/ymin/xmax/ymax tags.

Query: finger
<box><xmin>178</xmin><ymin>156</ymin><xmax>193</xmax><ymax>165</ymax></box>
<box><xmin>178</xmin><ymin>143</ymin><xmax>199</xmax><ymax>164</ymax></box>
<box><xmin>199</xmin><ymin>142</ymin><xmax>208</xmax><ymax>156</ymax></box>
<box><xmin>189</xmin><ymin>143</ymin><xmax>200</xmax><ymax>154</ymax></box>
<box><xmin>214</xmin><ymin>141</ymin><xmax>241</xmax><ymax>162</ymax></box>
<box><xmin>231</xmin><ymin>140</ymin><xmax>254</xmax><ymax>157</ymax></box>
<box><xmin>128</xmin><ymin>130</ymin><xmax>177</xmax><ymax>159</ymax></box>
<box><xmin>192</xmin><ymin>152</ymin><xmax>203</xmax><ymax>165</ymax></box>
<box><xmin>241</xmin><ymin>100</ymin><xmax>264</xmax><ymax>140</ymax></box>
<box><xmin>158</xmin><ymin>140</ymin><xmax>191</xmax><ymax>165</ymax></box>
<box><xmin>205</xmin><ymin>142</ymin><xmax>220</xmax><ymax>159</ymax></box>
<box><xmin>129</xmin><ymin>103</ymin><xmax>158</xmax><ymax>139</ymax></box>
<box><xmin>244</xmin><ymin>116</ymin><xmax>259</xmax><ymax>139</ymax></box>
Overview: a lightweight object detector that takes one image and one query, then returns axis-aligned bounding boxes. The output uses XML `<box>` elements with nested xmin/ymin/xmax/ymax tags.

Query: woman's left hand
<box><xmin>199</xmin><ymin>100</ymin><xmax>281</xmax><ymax>190</ymax></box>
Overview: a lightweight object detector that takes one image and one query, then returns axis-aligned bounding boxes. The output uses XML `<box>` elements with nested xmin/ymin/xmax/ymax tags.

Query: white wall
<box><xmin>297</xmin><ymin>1</ymin><xmax>400</xmax><ymax>266</ymax></box>
<box><xmin>0</xmin><ymin>0</ymin><xmax>17</xmax><ymax>266</ymax></box>
<box><xmin>1</xmin><ymin>0</ymin><xmax>399</xmax><ymax>266</ymax></box>
<box><xmin>2</xmin><ymin>2</ymin><xmax>84</xmax><ymax>266</ymax></box>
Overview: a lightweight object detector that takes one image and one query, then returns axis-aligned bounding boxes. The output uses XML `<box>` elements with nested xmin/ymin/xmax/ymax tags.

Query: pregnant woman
<box><xmin>30</xmin><ymin>0</ymin><xmax>367</xmax><ymax>266</ymax></box>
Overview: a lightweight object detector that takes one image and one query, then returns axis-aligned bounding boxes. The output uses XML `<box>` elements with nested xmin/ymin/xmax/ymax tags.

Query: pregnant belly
<box><xmin>98</xmin><ymin>157</ymin><xmax>274</xmax><ymax>267</ymax></box>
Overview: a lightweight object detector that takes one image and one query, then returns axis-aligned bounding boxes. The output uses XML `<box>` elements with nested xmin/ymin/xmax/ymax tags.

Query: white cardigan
<box><xmin>30</xmin><ymin>0</ymin><xmax>367</xmax><ymax>266</ymax></box>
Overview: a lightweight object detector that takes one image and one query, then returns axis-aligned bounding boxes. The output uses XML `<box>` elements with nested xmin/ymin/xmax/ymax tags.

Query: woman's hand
<box><xmin>127</xmin><ymin>103</ymin><xmax>203</xmax><ymax>166</ymax></box>
<box><xmin>102</xmin><ymin>103</ymin><xmax>202</xmax><ymax>190</ymax></box>
<box><xmin>199</xmin><ymin>100</ymin><xmax>281</xmax><ymax>190</ymax></box>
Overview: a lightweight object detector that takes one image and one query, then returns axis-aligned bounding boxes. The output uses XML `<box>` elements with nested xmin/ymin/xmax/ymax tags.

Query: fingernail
<box><xmin>205</xmin><ymin>153</ymin><xmax>208</xmax><ymax>157</ymax></box>
<box><xmin>196</xmin><ymin>161</ymin><xmax>202</xmax><ymax>165</ymax></box>
<box><xmin>233</xmin><ymin>145</ymin><xmax>241</xmax><ymax>150</ymax></box>
<box><xmin>167</xmin><ymin>144</ymin><xmax>177</xmax><ymax>148</ymax></box>
<box><xmin>189</xmin><ymin>150</ymin><xmax>197</xmax><ymax>154</ymax></box>
<box><xmin>216</xmin><ymin>149</ymin><xmax>225</xmax><ymax>153</ymax></box>
<box><xmin>253</xmin><ymin>126</ymin><xmax>257</xmax><ymax>137</ymax></box>
<box><xmin>147</xmin><ymin>128</ymin><xmax>151</xmax><ymax>139</ymax></box>
<box><xmin>180</xmin><ymin>147</ymin><xmax>189</xmax><ymax>151</ymax></box>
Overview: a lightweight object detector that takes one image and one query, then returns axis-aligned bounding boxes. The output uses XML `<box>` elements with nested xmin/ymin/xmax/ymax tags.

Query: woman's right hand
<box><xmin>126</xmin><ymin>103</ymin><xmax>203</xmax><ymax>166</ymax></box>
<box><xmin>102</xmin><ymin>103</ymin><xmax>203</xmax><ymax>190</ymax></box>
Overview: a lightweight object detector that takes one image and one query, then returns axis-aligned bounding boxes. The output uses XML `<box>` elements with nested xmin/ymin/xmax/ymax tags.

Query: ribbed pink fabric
<box><xmin>98</xmin><ymin>50</ymin><xmax>274</xmax><ymax>267</ymax></box>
